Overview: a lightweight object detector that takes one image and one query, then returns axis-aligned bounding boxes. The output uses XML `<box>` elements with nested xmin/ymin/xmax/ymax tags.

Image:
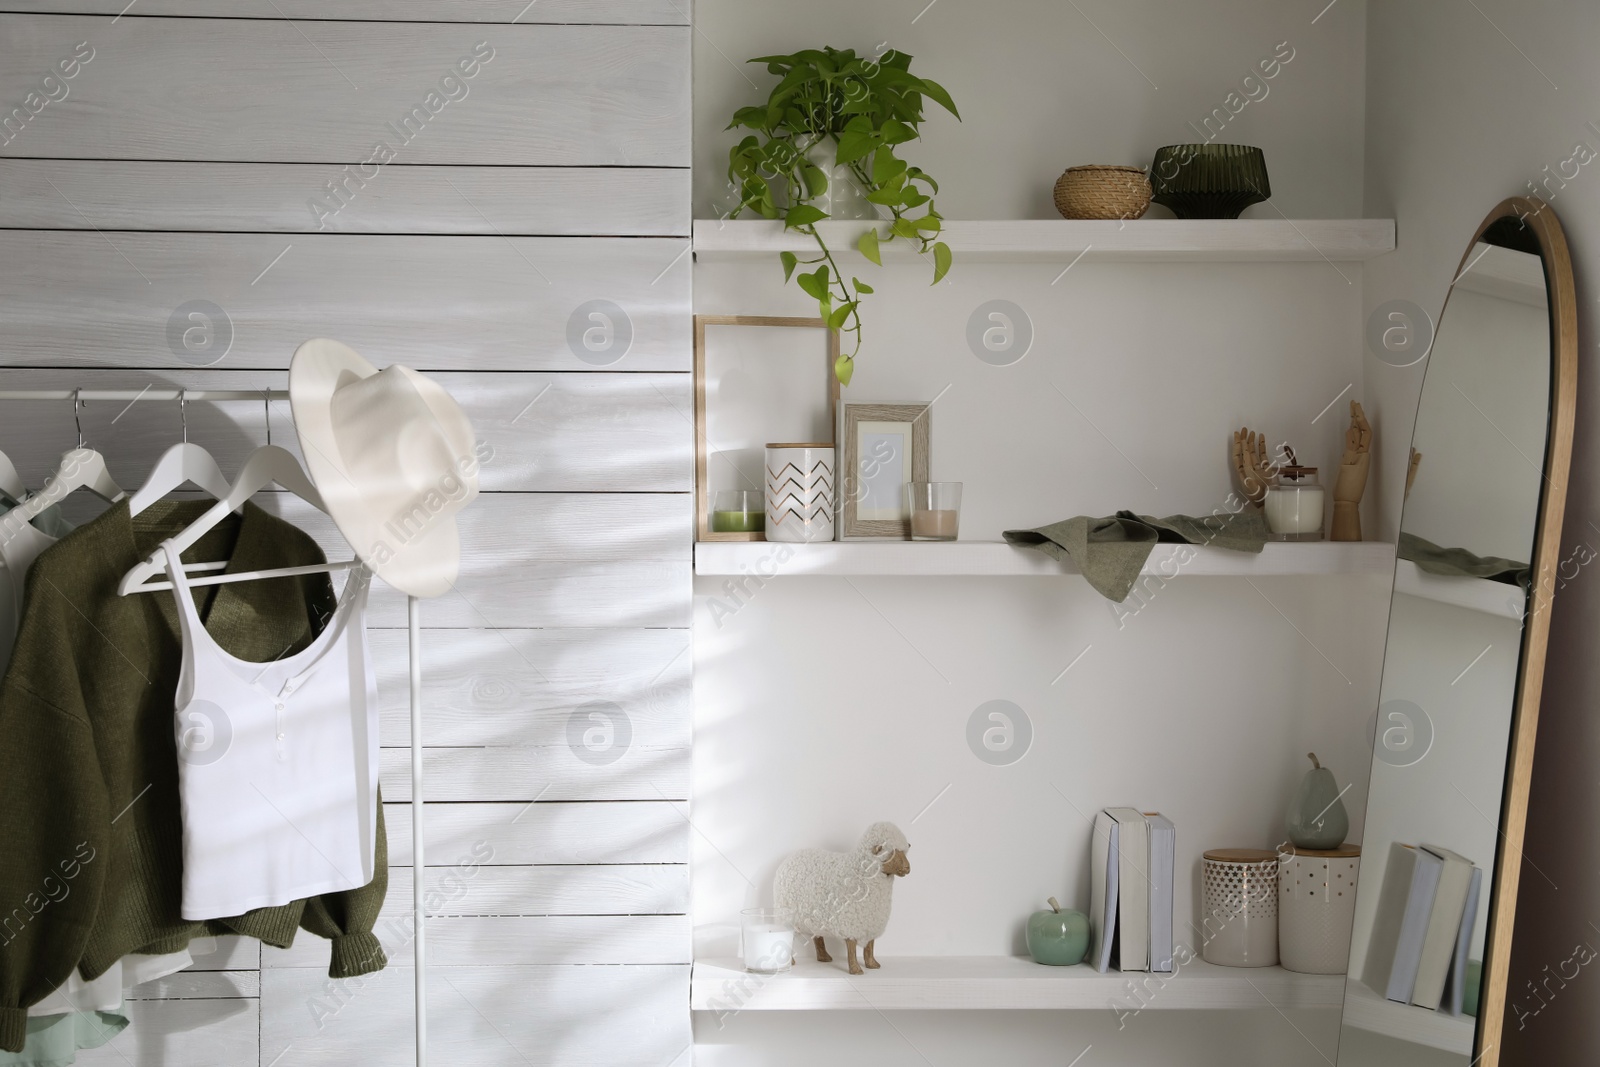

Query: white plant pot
<box><xmin>805</xmin><ymin>140</ymin><xmax>876</xmax><ymax>221</ymax></box>
<box><xmin>765</xmin><ymin>444</ymin><xmax>835</xmax><ymax>543</ymax></box>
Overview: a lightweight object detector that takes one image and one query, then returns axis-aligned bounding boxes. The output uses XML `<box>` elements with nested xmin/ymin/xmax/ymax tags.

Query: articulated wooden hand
<box><xmin>1331</xmin><ymin>401</ymin><xmax>1371</xmax><ymax>541</ymax></box>
<box><xmin>1232</xmin><ymin>427</ymin><xmax>1273</xmax><ymax>508</ymax></box>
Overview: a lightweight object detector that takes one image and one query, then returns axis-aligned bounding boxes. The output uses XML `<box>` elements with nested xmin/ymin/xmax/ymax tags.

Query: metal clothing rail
<box><xmin>0</xmin><ymin>389</ymin><xmax>289</xmax><ymax>401</ymax></box>
<box><xmin>0</xmin><ymin>385</ymin><xmax>434</xmax><ymax>1067</ymax></box>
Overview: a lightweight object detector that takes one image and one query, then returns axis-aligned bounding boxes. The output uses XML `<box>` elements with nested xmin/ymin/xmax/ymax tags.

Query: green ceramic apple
<box><xmin>1026</xmin><ymin>897</ymin><xmax>1090</xmax><ymax>966</ymax></box>
<box><xmin>1287</xmin><ymin>752</ymin><xmax>1349</xmax><ymax>849</ymax></box>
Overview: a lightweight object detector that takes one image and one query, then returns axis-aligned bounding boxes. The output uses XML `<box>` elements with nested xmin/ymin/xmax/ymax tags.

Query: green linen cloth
<box><xmin>1004</xmin><ymin>509</ymin><xmax>1269</xmax><ymax>602</ymax></box>
<box><xmin>1398</xmin><ymin>531</ymin><xmax>1529</xmax><ymax>588</ymax></box>
<box><xmin>0</xmin><ymin>1012</ymin><xmax>125</xmax><ymax>1067</ymax></box>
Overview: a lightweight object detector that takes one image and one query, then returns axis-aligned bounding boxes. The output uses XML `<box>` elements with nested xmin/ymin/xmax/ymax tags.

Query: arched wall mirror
<box><xmin>1335</xmin><ymin>198</ymin><xmax>1577</xmax><ymax>1067</ymax></box>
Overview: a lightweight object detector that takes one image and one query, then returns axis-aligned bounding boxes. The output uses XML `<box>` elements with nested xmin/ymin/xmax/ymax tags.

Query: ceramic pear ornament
<box><xmin>1286</xmin><ymin>752</ymin><xmax>1349</xmax><ymax>849</ymax></box>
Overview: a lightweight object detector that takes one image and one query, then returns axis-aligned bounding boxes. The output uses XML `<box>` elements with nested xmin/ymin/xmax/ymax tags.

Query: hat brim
<box><xmin>288</xmin><ymin>338</ymin><xmax>464</xmax><ymax>599</ymax></box>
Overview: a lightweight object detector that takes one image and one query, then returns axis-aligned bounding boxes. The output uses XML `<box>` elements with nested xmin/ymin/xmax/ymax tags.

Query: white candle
<box><xmin>1265</xmin><ymin>485</ymin><xmax>1326</xmax><ymax>537</ymax></box>
<box><xmin>742</xmin><ymin>923</ymin><xmax>795</xmax><ymax>973</ymax></box>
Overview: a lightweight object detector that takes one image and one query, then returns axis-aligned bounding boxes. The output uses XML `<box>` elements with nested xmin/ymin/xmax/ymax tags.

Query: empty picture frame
<box><xmin>839</xmin><ymin>402</ymin><xmax>931</xmax><ymax>539</ymax></box>
<box><xmin>694</xmin><ymin>315</ymin><xmax>840</xmax><ymax>542</ymax></box>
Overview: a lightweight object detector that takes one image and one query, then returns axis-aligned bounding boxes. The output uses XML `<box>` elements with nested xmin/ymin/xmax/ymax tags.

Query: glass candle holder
<box><xmin>906</xmin><ymin>482</ymin><xmax>962</xmax><ymax>541</ymax></box>
<box><xmin>711</xmin><ymin>489</ymin><xmax>764</xmax><ymax>534</ymax></box>
<box><xmin>741</xmin><ymin>908</ymin><xmax>795</xmax><ymax>974</ymax></box>
<box><xmin>1263</xmin><ymin>466</ymin><xmax>1325</xmax><ymax>541</ymax></box>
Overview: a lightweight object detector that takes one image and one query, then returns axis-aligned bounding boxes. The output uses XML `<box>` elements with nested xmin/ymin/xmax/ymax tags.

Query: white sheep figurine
<box><xmin>774</xmin><ymin>821</ymin><xmax>911</xmax><ymax>975</ymax></box>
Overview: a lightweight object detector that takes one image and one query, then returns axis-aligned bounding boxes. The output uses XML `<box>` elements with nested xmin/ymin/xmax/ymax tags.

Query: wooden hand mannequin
<box><xmin>1330</xmin><ymin>401</ymin><xmax>1371</xmax><ymax>541</ymax></box>
<box><xmin>1231</xmin><ymin>427</ymin><xmax>1274</xmax><ymax>507</ymax></box>
<box><xmin>1406</xmin><ymin>447</ymin><xmax>1422</xmax><ymax>500</ymax></box>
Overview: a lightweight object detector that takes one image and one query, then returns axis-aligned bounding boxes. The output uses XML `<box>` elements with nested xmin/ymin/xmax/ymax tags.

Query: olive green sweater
<box><xmin>0</xmin><ymin>500</ymin><xmax>388</xmax><ymax>1053</ymax></box>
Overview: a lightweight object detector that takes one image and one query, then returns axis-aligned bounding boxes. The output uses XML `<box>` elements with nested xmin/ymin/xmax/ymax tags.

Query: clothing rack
<box><xmin>0</xmin><ymin>387</ymin><xmax>433</xmax><ymax>1067</ymax></box>
<box><xmin>0</xmin><ymin>389</ymin><xmax>289</xmax><ymax>401</ymax></box>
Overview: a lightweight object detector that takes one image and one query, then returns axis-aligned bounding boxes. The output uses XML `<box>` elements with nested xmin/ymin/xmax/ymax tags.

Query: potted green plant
<box><xmin>725</xmin><ymin>47</ymin><xmax>960</xmax><ymax>386</ymax></box>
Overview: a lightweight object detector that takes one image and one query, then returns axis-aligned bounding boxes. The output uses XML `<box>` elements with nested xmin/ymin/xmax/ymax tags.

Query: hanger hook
<box><xmin>73</xmin><ymin>388</ymin><xmax>83</xmax><ymax>450</ymax></box>
<box><xmin>263</xmin><ymin>387</ymin><xmax>271</xmax><ymax>448</ymax></box>
<box><xmin>180</xmin><ymin>388</ymin><xmax>188</xmax><ymax>444</ymax></box>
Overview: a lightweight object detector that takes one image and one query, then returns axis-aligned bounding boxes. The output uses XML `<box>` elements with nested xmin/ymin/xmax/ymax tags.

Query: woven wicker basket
<box><xmin>1053</xmin><ymin>165</ymin><xmax>1152</xmax><ymax>221</ymax></box>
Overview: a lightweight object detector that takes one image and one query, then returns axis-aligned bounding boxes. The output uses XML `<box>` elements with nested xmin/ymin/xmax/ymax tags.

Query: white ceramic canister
<box><xmin>1277</xmin><ymin>845</ymin><xmax>1360</xmax><ymax>974</ymax></box>
<box><xmin>765</xmin><ymin>443</ymin><xmax>835</xmax><ymax>543</ymax></box>
<box><xmin>1202</xmin><ymin>849</ymin><xmax>1280</xmax><ymax>967</ymax></box>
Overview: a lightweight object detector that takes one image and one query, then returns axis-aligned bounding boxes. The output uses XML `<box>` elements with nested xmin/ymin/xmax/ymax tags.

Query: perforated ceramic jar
<box><xmin>1278</xmin><ymin>845</ymin><xmax>1360</xmax><ymax>974</ymax></box>
<box><xmin>1202</xmin><ymin>849</ymin><xmax>1279</xmax><ymax>967</ymax></box>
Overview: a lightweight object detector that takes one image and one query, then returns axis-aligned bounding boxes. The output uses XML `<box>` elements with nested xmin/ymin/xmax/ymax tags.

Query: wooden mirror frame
<box><xmin>1467</xmin><ymin>197</ymin><xmax>1577</xmax><ymax>1065</ymax></box>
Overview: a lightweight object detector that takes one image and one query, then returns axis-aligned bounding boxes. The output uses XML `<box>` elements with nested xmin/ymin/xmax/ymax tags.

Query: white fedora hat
<box><xmin>289</xmin><ymin>338</ymin><xmax>479</xmax><ymax>598</ymax></box>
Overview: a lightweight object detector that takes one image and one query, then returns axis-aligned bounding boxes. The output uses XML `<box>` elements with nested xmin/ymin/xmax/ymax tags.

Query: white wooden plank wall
<box><xmin>1</xmin><ymin>5</ymin><xmax>691</xmax><ymax>1064</ymax></box>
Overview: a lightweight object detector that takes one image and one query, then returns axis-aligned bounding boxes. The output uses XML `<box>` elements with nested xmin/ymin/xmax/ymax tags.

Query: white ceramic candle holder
<box><xmin>765</xmin><ymin>444</ymin><xmax>835</xmax><ymax>543</ymax></box>
<box><xmin>1277</xmin><ymin>845</ymin><xmax>1360</xmax><ymax>974</ymax></box>
<box><xmin>1202</xmin><ymin>849</ymin><xmax>1280</xmax><ymax>968</ymax></box>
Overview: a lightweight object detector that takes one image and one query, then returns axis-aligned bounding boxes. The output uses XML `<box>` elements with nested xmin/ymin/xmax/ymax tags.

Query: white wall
<box><xmin>0</xmin><ymin>6</ymin><xmax>693</xmax><ymax>1065</ymax></box>
<box><xmin>692</xmin><ymin>3</ymin><xmax>1382</xmax><ymax>1063</ymax></box>
<box><xmin>693</xmin><ymin>0</ymin><xmax>1366</xmax><ymax>220</ymax></box>
<box><xmin>1359</xmin><ymin>1</ymin><xmax>1600</xmax><ymax>1057</ymax></box>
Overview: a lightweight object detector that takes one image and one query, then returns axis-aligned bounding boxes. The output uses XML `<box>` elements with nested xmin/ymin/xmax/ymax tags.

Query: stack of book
<box><xmin>1362</xmin><ymin>842</ymin><xmax>1483</xmax><ymax>1015</ymax></box>
<box><xmin>1088</xmin><ymin>808</ymin><xmax>1176</xmax><ymax>973</ymax></box>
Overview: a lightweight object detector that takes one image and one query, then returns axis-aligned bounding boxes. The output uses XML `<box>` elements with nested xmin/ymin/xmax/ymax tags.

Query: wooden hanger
<box><xmin>118</xmin><ymin>444</ymin><xmax>356</xmax><ymax>596</ymax></box>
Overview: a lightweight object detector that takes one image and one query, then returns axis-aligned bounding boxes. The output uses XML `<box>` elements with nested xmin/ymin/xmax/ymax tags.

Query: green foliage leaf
<box><xmin>857</xmin><ymin>227</ymin><xmax>882</xmax><ymax>265</ymax></box>
<box><xmin>872</xmin><ymin>149</ymin><xmax>908</xmax><ymax>185</ymax></box>
<box><xmin>781</xmin><ymin>251</ymin><xmax>798</xmax><ymax>282</ymax></box>
<box><xmin>932</xmin><ymin>241</ymin><xmax>952</xmax><ymax>284</ymax></box>
<box><xmin>828</xmin><ymin>301</ymin><xmax>857</xmax><ymax>331</ymax></box>
<box><xmin>796</xmin><ymin>265</ymin><xmax>830</xmax><ymax>301</ymax></box>
<box><xmin>914</xmin><ymin>214</ymin><xmax>942</xmax><ymax>232</ymax></box>
<box><xmin>914</xmin><ymin>77</ymin><xmax>960</xmax><ymax>119</ymax></box>
<box><xmin>890</xmin><ymin>217</ymin><xmax>920</xmax><ymax>240</ymax></box>
<box><xmin>834</xmin><ymin>129</ymin><xmax>878</xmax><ymax>165</ymax></box>
<box><xmin>834</xmin><ymin>354</ymin><xmax>855</xmax><ymax>387</ymax></box>
<box><xmin>785</xmin><ymin>204</ymin><xmax>829</xmax><ymax>229</ymax></box>
<box><xmin>801</xmin><ymin>164</ymin><xmax>829</xmax><ymax>198</ymax></box>
<box><xmin>852</xmin><ymin>277</ymin><xmax>874</xmax><ymax>294</ymax></box>
<box><xmin>880</xmin><ymin>119</ymin><xmax>917</xmax><ymax>144</ymax></box>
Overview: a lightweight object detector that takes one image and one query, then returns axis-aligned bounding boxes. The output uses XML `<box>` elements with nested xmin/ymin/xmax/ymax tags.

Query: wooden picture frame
<box><xmin>694</xmin><ymin>315</ymin><xmax>840</xmax><ymax>542</ymax></box>
<box><xmin>839</xmin><ymin>402</ymin><xmax>932</xmax><ymax>540</ymax></box>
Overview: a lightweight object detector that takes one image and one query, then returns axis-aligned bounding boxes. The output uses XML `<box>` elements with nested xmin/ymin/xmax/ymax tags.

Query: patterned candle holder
<box><xmin>1202</xmin><ymin>849</ymin><xmax>1279</xmax><ymax>967</ymax></box>
<box><xmin>765</xmin><ymin>443</ymin><xmax>835</xmax><ymax>543</ymax></box>
<box><xmin>1277</xmin><ymin>844</ymin><xmax>1360</xmax><ymax>974</ymax></box>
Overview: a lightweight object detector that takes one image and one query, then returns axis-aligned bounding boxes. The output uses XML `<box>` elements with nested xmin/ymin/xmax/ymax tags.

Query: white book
<box><xmin>1413</xmin><ymin>845</ymin><xmax>1475</xmax><ymax>1009</ymax></box>
<box><xmin>1441</xmin><ymin>865</ymin><xmax>1483</xmax><ymax>1016</ymax></box>
<box><xmin>1089</xmin><ymin>810</ymin><xmax>1119</xmax><ymax>974</ymax></box>
<box><xmin>1388</xmin><ymin>846</ymin><xmax>1443</xmax><ymax>1001</ymax></box>
<box><xmin>1145</xmin><ymin>813</ymin><xmax>1176</xmax><ymax>973</ymax></box>
<box><xmin>1362</xmin><ymin>843</ymin><xmax>1440</xmax><ymax>1002</ymax></box>
<box><xmin>1107</xmin><ymin>807</ymin><xmax>1150</xmax><ymax>972</ymax></box>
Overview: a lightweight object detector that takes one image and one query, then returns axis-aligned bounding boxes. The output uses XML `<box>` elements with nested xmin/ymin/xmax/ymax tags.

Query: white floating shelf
<box><xmin>690</xmin><ymin>956</ymin><xmax>1345</xmax><ymax>1011</ymax></box>
<box><xmin>695</xmin><ymin>540</ymin><xmax>1397</xmax><ymax>578</ymax></box>
<box><xmin>1340</xmin><ymin>980</ymin><xmax>1475</xmax><ymax>1054</ymax></box>
<box><xmin>693</xmin><ymin>219</ymin><xmax>1396</xmax><ymax>263</ymax></box>
<box><xmin>1393</xmin><ymin>559</ymin><xmax>1525</xmax><ymax>619</ymax></box>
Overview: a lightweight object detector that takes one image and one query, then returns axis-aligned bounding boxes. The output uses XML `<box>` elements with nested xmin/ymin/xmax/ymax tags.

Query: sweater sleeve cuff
<box><xmin>328</xmin><ymin>931</ymin><xmax>387</xmax><ymax>978</ymax></box>
<box><xmin>0</xmin><ymin>1005</ymin><xmax>27</xmax><ymax>1054</ymax></box>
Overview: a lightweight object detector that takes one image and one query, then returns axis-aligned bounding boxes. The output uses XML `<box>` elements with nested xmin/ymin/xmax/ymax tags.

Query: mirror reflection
<box><xmin>1337</xmin><ymin>219</ymin><xmax>1552</xmax><ymax>1064</ymax></box>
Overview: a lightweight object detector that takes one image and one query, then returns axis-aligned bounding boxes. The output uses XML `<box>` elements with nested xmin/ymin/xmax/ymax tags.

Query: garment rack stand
<box><xmin>0</xmin><ymin>387</ymin><xmax>431</xmax><ymax>1066</ymax></box>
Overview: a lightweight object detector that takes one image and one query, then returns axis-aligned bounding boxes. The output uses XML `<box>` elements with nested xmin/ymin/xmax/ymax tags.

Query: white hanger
<box><xmin>127</xmin><ymin>394</ymin><xmax>232</xmax><ymax>516</ymax></box>
<box><xmin>0</xmin><ymin>395</ymin><xmax>125</xmax><ymax>539</ymax></box>
<box><xmin>0</xmin><ymin>450</ymin><xmax>25</xmax><ymax>501</ymax></box>
<box><xmin>118</xmin><ymin>444</ymin><xmax>356</xmax><ymax>596</ymax></box>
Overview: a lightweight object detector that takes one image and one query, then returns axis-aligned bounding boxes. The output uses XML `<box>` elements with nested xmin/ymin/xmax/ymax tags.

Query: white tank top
<box><xmin>162</xmin><ymin>540</ymin><xmax>380</xmax><ymax>921</ymax></box>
